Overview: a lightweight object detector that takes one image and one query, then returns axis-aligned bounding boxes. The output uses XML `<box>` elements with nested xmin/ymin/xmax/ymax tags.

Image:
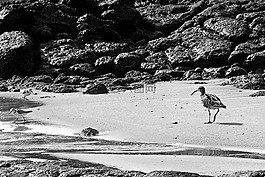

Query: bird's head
<box><xmin>9</xmin><ymin>108</ymin><xmax>16</xmax><ymax>114</ymax></box>
<box><xmin>191</xmin><ymin>86</ymin><xmax>206</xmax><ymax>96</ymax></box>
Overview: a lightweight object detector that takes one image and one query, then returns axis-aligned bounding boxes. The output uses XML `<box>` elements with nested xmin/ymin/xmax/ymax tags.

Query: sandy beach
<box><xmin>1</xmin><ymin>79</ymin><xmax>265</xmax><ymax>175</ymax></box>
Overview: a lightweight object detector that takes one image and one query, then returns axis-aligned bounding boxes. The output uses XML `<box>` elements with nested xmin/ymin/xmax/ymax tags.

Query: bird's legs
<box><xmin>213</xmin><ymin>109</ymin><xmax>220</xmax><ymax>123</ymax></box>
<box><xmin>13</xmin><ymin>115</ymin><xmax>26</xmax><ymax>123</ymax></box>
<box><xmin>205</xmin><ymin>109</ymin><xmax>212</xmax><ymax>124</ymax></box>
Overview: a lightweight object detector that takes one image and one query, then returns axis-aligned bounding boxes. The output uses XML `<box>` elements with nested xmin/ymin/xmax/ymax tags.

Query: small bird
<box><xmin>9</xmin><ymin>108</ymin><xmax>32</xmax><ymax>123</ymax></box>
<box><xmin>22</xmin><ymin>89</ymin><xmax>34</xmax><ymax>100</ymax></box>
<box><xmin>191</xmin><ymin>86</ymin><xmax>226</xmax><ymax>124</ymax></box>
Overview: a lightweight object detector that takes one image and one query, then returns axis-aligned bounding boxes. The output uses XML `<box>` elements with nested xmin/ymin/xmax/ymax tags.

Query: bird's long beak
<box><xmin>9</xmin><ymin>110</ymin><xmax>12</xmax><ymax>114</ymax></box>
<box><xmin>191</xmin><ymin>89</ymin><xmax>198</xmax><ymax>96</ymax></box>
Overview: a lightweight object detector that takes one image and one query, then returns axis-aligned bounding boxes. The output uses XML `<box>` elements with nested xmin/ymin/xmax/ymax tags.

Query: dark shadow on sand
<box><xmin>216</xmin><ymin>122</ymin><xmax>243</xmax><ymax>126</ymax></box>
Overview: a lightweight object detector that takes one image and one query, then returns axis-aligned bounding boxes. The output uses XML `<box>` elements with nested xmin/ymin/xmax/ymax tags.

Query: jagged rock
<box><xmin>53</xmin><ymin>74</ymin><xmax>88</xmax><ymax>85</ymax></box>
<box><xmin>243</xmin><ymin>50</ymin><xmax>265</xmax><ymax>71</ymax></box>
<box><xmin>146</xmin><ymin>170</ymin><xmax>206</xmax><ymax>177</ymax></box>
<box><xmin>225</xmin><ymin>66</ymin><xmax>247</xmax><ymax>78</ymax></box>
<box><xmin>42</xmin><ymin>84</ymin><xmax>77</xmax><ymax>93</ymax></box>
<box><xmin>152</xmin><ymin>71</ymin><xmax>172</xmax><ymax>82</ymax></box>
<box><xmin>59</xmin><ymin>0</ymin><xmax>99</xmax><ymax>15</ymax></box>
<box><xmin>249</xmin><ymin>91</ymin><xmax>265</xmax><ymax>97</ymax></box>
<box><xmin>146</xmin><ymin>36</ymin><xmax>181</xmax><ymax>53</ymax></box>
<box><xmin>68</xmin><ymin>63</ymin><xmax>98</xmax><ymax>78</ymax></box>
<box><xmin>137</xmin><ymin>4</ymin><xmax>190</xmax><ymax>34</ymax></box>
<box><xmin>228</xmin><ymin>38</ymin><xmax>265</xmax><ymax>64</ymax></box>
<box><xmin>237</xmin><ymin>10</ymin><xmax>265</xmax><ymax>38</ymax></box>
<box><xmin>99</xmin><ymin>0</ymin><xmax>141</xmax><ymax>37</ymax></box>
<box><xmin>83</xmin><ymin>82</ymin><xmax>108</xmax><ymax>94</ymax></box>
<box><xmin>182</xmin><ymin>70</ymin><xmax>202</xmax><ymax>80</ymax></box>
<box><xmin>26</xmin><ymin>75</ymin><xmax>54</xmax><ymax>83</ymax></box>
<box><xmin>95</xmin><ymin>56</ymin><xmax>115</xmax><ymax>75</ymax></box>
<box><xmin>77</xmin><ymin>13</ymin><xmax>121</xmax><ymax>42</ymax></box>
<box><xmin>165</xmin><ymin>45</ymin><xmax>196</xmax><ymax>68</ymax></box>
<box><xmin>40</xmin><ymin>39</ymin><xmax>97</xmax><ymax>68</ymax></box>
<box><xmin>0</xmin><ymin>31</ymin><xmax>36</xmax><ymax>79</ymax></box>
<box><xmin>202</xmin><ymin>67</ymin><xmax>227</xmax><ymax>79</ymax></box>
<box><xmin>143</xmin><ymin>51</ymin><xmax>171</xmax><ymax>74</ymax></box>
<box><xmin>124</xmin><ymin>70</ymin><xmax>152</xmax><ymax>83</ymax></box>
<box><xmin>34</xmin><ymin>64</ymin><xmax>61</xmax><ymax>77</ymax></box>
<box><xmin>222</xmin><ymin>74</ymin><xmax>265</xmax><ymax>90</ymax></box>
<box><xmin>198</xmin><ymin>1</ymin><xmax>243</xmax><ymax>19</ymax></box>
<box><xmin>81</xmin><ymin>127</ymin><xmax>99</xmax><ymax>136</ymax></box>
<box><xmin>154</xmin><ymin>69</ymin><xmax>184</xmax><ymax>78</ymax></box>
<box><xmin>114</xmin><ymin>49</ymin><xmax>148</xmax><ymax>76</ymax></box>
<box><xmin>177</xmin><ymin>27</ymin><xmax>233</xmax><ymax>68</ymax></box>
<box><xmin>204</xmin><ymin>17</ymin><xmax>249</xmax><ymax>42</ymax></box>
<box><xmin>0</xmin><ymin>85</ymin><xmax>8</xmax><ymax>92</ymax></box>
<box><xmin>85</xmin><ymin>41</ymin><xmax>133</xmax><ymax>57</ymax></box>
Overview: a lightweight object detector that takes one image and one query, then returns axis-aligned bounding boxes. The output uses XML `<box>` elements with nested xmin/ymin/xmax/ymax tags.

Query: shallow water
<box><xmin>1</xmin><ymin>95</ymin><xmax>265</xmax><ymax>174</ymax></box>
<box><xmin>0</xmin><ymin>96</ymin><xmax>43</xmax><ymax>112</ymax></box>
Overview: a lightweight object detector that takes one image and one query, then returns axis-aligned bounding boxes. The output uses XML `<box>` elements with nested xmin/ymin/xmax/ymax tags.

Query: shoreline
<box><xmin>1</xmin><ymin>79</ymin><xmax>265</xmax><ymax>175</ymax></box>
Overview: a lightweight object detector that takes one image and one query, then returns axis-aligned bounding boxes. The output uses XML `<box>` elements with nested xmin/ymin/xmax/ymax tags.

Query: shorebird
<box><xmin>9</xmin><ymin>108</ymin><xmax>32</xmax><ymax>123</ymax></box>
<box><xmin>22</xmin><ymin>89</ymin><xmax>34</xmax><ymax>100</ymax></box>
<box><xmin>191</xmin><ymin>86</ymin><xmax>226</xmax><ymax>124</ymax></box>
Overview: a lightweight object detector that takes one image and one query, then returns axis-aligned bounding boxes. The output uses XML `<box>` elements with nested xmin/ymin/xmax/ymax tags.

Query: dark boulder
<box><xmin>81</xmin><ymin>127</ymin><xmax>99</xmax><ymax>137</ymax></box>
<box><xmin>40</xmin><ymin>39</ymin><xmax>97</xmax><ymax>68</ymax></box>
<box><xmin>83</xmin><ymin>82</ymin><xmax>108</xmax><ymax>94</ymax></box>
<box><xmin>0</xmin><ymin>31</ymin><xmax>37</xmax><ymax>79</ymax></box>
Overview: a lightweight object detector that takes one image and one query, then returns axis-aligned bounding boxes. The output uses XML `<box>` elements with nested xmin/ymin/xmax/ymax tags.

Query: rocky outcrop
<box><xmin>40</xmin><ymin>39</ymin><xmax>97</xmax><ymax>68</ymax></box>
<box><xmin>1</xmin><ymin>0</ymin><xmax>265</xmax><ymax>91</ymax></box>
<box><xmin>83</xmin><ymin>82</ymin><xmax>109</xmax><ymax>94</ymax></box>
<box><xmin>0</xmin><ymin>31</ymin><xmax>37</xmax><ymax>79</ymax></box>
<box><xmin>222</xmin><ymin>74</ymin><xmax>265</xmax><ymax>90</ymax></box>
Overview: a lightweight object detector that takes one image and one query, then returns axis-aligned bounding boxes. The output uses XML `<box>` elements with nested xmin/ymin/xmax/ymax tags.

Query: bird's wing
<box><xmin>17</xmin><ymin>109</ymin><xmax>32</xmax><ymax>114</ymax></box>
<box><xmin>206</xmin><ymin>93</ymin><xmax>226</xmax><ymax>107</ymax></box>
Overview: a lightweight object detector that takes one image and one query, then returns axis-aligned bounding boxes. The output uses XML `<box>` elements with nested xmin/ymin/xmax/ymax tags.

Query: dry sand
<box><xmin>2</xmin><ymin>79</ymin><xmax>265</xmax><ymax>175</ymax></box>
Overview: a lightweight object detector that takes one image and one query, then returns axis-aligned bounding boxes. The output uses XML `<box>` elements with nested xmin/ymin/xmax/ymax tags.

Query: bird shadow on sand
<box><xmin>215</xmin><ymin>122</ymin><xmax>243</xmax><ymax>126</ymax></box>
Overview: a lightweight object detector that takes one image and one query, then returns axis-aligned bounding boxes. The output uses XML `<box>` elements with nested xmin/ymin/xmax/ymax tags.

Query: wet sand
<box><xmin>1</xmin><ymin>79</ymin><xmax>265</xmax><ymax>175</ymax></box>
